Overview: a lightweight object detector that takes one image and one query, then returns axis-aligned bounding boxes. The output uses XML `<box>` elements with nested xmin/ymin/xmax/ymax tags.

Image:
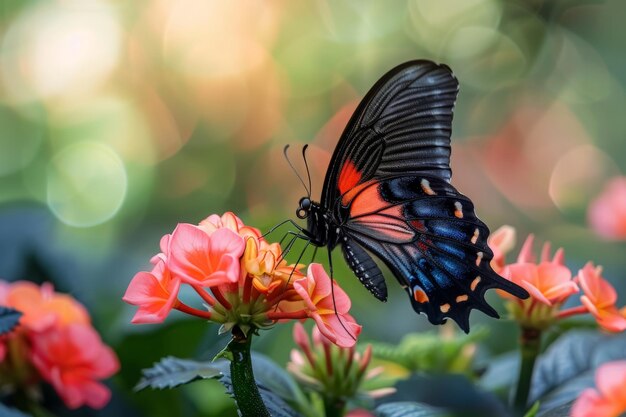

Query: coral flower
<box><xmin>125</xmin><ymin>213</ymin><xmax>361</xmax><ymax>348</ymax></box>
<box><xmin>588</xmin><ymin>177</ymin><xmax>626</xmax><ymax>240</ymax></box>
<box><xmin>1</xmin><ymin>281</ymin><xmax>89</xmax><ymax>332</ymax></box>
<box><xmin>571</xmin><ymin>360</ymin><xmax>626</xmax><ymax>417</ymax></box>
<box><xmin>168</xmin><ymin>225</ymin><xmax>245</xmax><ymax>287</ymax></box>
<box><xmin>488</xmin><ymin>225</ymin><xmax>516</xmax><ymax>273</ymax></box>
<box><xmin>293</xmin><ymin>264</ymin><xmax>361</xmax><ymax>348</ymax></box>
<box><xmin>123</xmin><ymin>260</ymin><xmax>181</xmax><ymax>324</ymax></box>
<box><xmin>0</xmin><ymin>280</ymin><xmax>118</xmax><ymax>410</ymax></box>
<box><xmin>499</xmin><ymin>235</ymin><xmax>578</xmax><ymax>329</ymax></box>
<box><xmin>577</xmin><ymin>263</ymin><xmax>626</xmax><ymax>332</ymax></box>
<box><xmin>30</xmin><ymin>324</ymin><xmax>119</xmax><ymax>410</ymax></box>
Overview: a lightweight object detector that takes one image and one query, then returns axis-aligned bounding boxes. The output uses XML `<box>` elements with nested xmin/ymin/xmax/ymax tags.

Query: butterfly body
<box><xmin>295</xmin><ymin>60</ymin><xmax>529</xmax><ymax>332</ymax></box>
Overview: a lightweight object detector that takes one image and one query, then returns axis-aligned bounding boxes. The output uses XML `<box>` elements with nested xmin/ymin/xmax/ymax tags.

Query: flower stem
<box><xmin>513</xmin><ymin>327</ymin><xmax>542</xmax><ymax>416</ymax></box>
<box><xmin>323</xmin><ymin>396</ymin><xmax>346</xmax><ymax>417</ymax></box>
<box><xmin>227</xmin><ymin>328</ymin><xmax>270</xmax><ymax>417</ymax></box>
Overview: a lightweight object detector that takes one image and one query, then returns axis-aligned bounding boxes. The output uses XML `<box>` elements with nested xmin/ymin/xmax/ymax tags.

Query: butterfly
<box><xmin>290</xmin><ymin>60</ymin><xmax>529</xmax><ymax>332</ymax></box>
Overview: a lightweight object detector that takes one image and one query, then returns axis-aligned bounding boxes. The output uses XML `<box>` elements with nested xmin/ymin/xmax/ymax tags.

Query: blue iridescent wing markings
<box><xmin>343</xmin><ymin>175</ymin><xmax>527</xmax><ymax>332</ymax></box>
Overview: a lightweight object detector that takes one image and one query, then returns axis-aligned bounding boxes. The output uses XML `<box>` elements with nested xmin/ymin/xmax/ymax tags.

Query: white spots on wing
<box><xmin>471</xmin><ymin>228</ymin><xmax>479</xmax><ymax>244</ymax></box>
<box><xmin>475</xmin><ymin>251</ymin><xmax>484</xmax><ymax>266</ymax></box>
<box><xmin>454</xmin><ymin>201</ymin><xmax>463</xmax><ymax>218</ymax></box>
<box><xmin>421</xmin><ymin>178</ymin><xmax>436</xmax><ymax>195</ymax></box>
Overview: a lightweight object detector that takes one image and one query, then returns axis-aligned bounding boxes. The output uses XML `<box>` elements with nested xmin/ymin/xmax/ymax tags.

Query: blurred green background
<box><xmin>1</xmin><ymin>0</ymin><xmax>625</xmax><ymax>415</ymax></box>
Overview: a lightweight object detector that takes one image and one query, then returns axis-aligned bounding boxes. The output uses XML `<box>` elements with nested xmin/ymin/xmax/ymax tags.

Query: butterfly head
<box><xmin>296</xmin><ymin>197</ymin><xmax>311</xmax><ymax>219</ymax></box>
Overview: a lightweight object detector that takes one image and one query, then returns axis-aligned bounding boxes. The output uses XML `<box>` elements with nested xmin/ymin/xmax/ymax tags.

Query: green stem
<box><xmin>227</xmin><ymin>328</ymin><xmax>270</xmax><ymax>417</ymax></box>
<box><xmin>322</xmin><ymin>395</ymin><xmax>346</xmax><ymax>417</ymax></box>
<box><xmin>513</xmin><ymin>327</ymin><xmax>542</xmax><ymax>416</ymax></box>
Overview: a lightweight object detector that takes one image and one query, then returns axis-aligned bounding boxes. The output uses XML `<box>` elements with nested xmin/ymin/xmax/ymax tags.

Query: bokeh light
<box><xmin>47</xmin><ymin>142</ymin><xmax>127</xmax><ymax>227</ymax></box>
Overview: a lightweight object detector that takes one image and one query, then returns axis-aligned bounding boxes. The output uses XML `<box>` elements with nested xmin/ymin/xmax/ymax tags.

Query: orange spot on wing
<box><xmin>456</xmin><ymin>294</ymin><xmax>468</xmax><ymax>302</ymax></box>
<box><xmin>471</xmin><ymin>228</ymin><xmax>480</xmax><ymax>244</ymax></box>
<box><xmin>471</xmin><ymin>276</ymin><xmax>481</xmax><ymax>291</ymax></box>
<box><xmin>338</xmin><ymin>160</ymin><xmax>362</xmax><ymax>196</ymax></box>
<box><xmin>454</xmin><ymin>201</ymin><xmax>464</xmax><ymax>219</ymax></box>
<box><xmin>440</xmin><ymin>303</ymin><xmax>451</xmax><ymax>313</ymax></box>
<box><xmin>414</xmin><ymin>288</ymin><xmax>429</xmax><ymax>303</ymax></box>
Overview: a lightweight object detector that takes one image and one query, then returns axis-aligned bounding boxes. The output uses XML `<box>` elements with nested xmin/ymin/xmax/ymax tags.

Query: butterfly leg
<box><xmin>262</xmin><ymin>219</ymin><xmax>306</xmax><ymax>240</ymax></box>
<box><xmin>327</xmin><ymin>247</ymin><xmax>357</xmax><ymax>344</ymax></box>
<box><xmin>277</xmin><ymin>231</ymin><xmax>310</xmax><ymax>264</ymax></box>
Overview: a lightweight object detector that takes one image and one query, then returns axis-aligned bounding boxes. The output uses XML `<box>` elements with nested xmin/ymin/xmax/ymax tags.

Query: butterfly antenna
<box><xmin>283</xmin><ymin>144</ymin><xmax>310</xmax><ymax>196</ymax></box>
<box><xmin>302</xmin><ymin>144</ymin><xmax>312</xmax><ymax>198</ymax></box>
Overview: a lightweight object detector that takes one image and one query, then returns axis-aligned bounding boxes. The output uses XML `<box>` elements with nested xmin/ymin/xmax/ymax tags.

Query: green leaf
<box><xmin>375</xmin><ymin>402</ymin><xmax>451</xmax><ymax>417</ymax></box>
<box><xmin>135</xmin><ymin>356</ymin><xmax>222</xmax><ymax>391</ymax></box>
<box><xmin>529</xmin><ymin>331</ymin><xmax>626</xmax><ymax>416</ymax></box>
<box><xmin>136</xmin><ymin>353</ymin><xmax>305</xmax><ymax>417</ymax></box>
<box><xmin>0</xmin><ymin>306</ymin><xmax>21</xmax><ymax>336</ymax></box>
<box><xmin>371</xmin><ymin>328</ymin><xmax>488</xmax><ymax>375</ymax></box>
<box><xmin>389</xmin><ymin>373</ymin><xmax>511</xmax><ymax>417</ymax></box>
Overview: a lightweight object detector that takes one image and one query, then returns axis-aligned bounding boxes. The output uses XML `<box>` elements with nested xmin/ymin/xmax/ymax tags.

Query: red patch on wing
<box><xmin>338</xmin><ymin>160</ymin><xmax>362</xmax><ymax>196</ymax></box>
<box><xmin>348</xmin><ymin>181</ymin><xmax>415</xmax><ymax>242</ymax></box>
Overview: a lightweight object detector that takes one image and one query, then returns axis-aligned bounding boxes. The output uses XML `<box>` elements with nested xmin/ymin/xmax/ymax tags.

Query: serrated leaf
<box><xmin>529</xmin><ymin>331</ymin><xmax>626</xmax><ymax>415</ymax></box>
<box><xmin>375</xmin><ymin>402</ymin><xmax>451</xmax><ymax>417</ymax></box>
<box><xmin>0</xmin><ymin>403</ymin><xmax>31</xmax><ymax>417</ymax></box>
<box><xmin>371</xmin><ymin>328</ymin><xmax>488</xmax><ymax>375</ymax></box>
<box><xmin>135</xmin><ymin>356</ymin><xmax>222</xmax><ymax>391</ymax></box>
<box><xmin>0</xmin><ymin>306</ymin><xmax>21</xmax><ymax>336</ymax></box>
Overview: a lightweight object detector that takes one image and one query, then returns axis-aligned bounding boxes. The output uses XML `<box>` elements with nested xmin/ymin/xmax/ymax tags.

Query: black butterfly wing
<box><xmin>341</xmin><ymin>175</ymin><xmax>528</xmax><ymax>332</ymax></box>
<box><xmin>321</xmin><ymin>60</ymin><xmax>458</xmax><ymax>210</ymax></box>
<box><xmin>320</xmin><ymin>60</ymin><xmax>529</xmax><ymax>331</ymax></box>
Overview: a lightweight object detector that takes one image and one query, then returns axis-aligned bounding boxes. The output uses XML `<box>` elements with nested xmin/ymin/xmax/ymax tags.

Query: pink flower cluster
<box><xmin>288</xmin><ymin>323</ymin><xmax>395</xmax><ymax>405</ymax></box>
<box><xmin>0</xmin><ymin>281</ymin><xmax>119</xmax><ymax>409</ymax></box>
<box><xmin>490</xmin><ymin>226</ymin><xmax>626</xmax><ymax>331</ymax></box>
<box><xmin>124</xmin><ymin>212</ymin><xmax>361</xmax><ymax>347</ymax></box>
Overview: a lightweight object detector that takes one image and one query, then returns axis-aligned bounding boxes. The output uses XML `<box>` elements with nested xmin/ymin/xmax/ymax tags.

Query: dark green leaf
<box><xmin>135</xmin><ymin>353</ymin><xmax>304</xmax><ymax>417</ymax></box>
<box><xmin>530</xmin><ymin>331</ymin><xmax>626</xmax><ymax>415</ymax></box>
<box><xmin>386</xmin><ymin>373</ymin><xmax>511</xmax><ymax>417</ymax></box>
<box><xmin>375</xmin><ymin>402</ymin><xmax>451</xmax><ymax>417</ymax></box>
<box><xmin>0</xmin><ymin>306</ymin><xmax>21</xmax><ymax>335</ymax></box>
<box><xmin>0</xmin><ymin>403</ymin><xmax>31</xmax><ymax>417</ymax></box>
<box><xmin>135</xmin><ymin>356</ymin><xmax>222</xmax><ymax>391</ymax></box>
